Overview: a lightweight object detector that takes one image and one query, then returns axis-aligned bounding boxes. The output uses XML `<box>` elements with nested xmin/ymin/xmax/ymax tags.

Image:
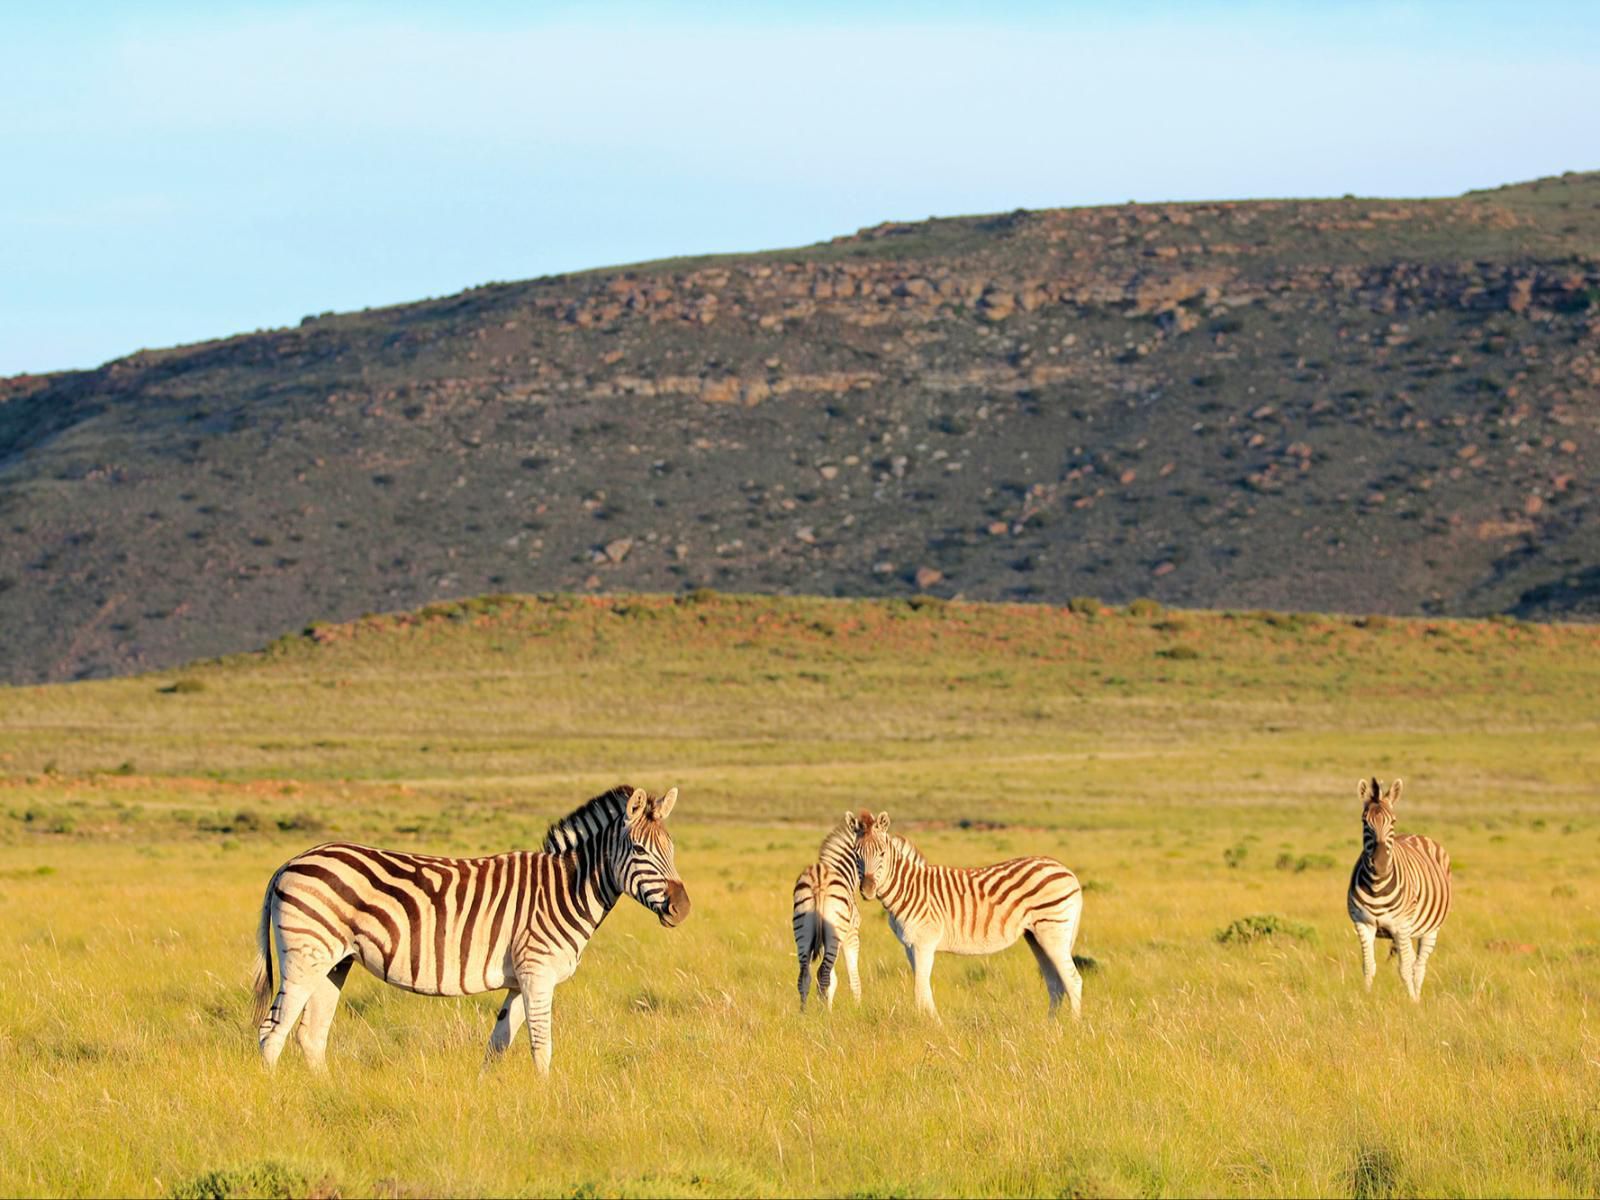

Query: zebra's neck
<box><xmin>817</xmin><ymin>823</ymin><xmax>857</xmax><ymax>879</ymax></box>
<box><xmin>875</xmin><ymin>836</ymin><xmax>927</xmax><ymax>912</ymax></box>
<box><xmin>564</xmin><ymin>836</ymin><xmax>624</xmax><ymax>935</ymax></box>
<box><xmin>1363</xmin><ymin>828</ymin><xmax>1393</xmax><ymax>881</ymax></box>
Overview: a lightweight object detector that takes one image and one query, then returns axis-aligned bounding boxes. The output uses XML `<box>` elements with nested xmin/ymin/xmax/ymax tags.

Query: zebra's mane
<box><xmin>542</xmin><ymin>786</ymin><xmax>634</xmax><ymax>854</ymax></box>
<box><xmin>890</xmin><ymin>831</ymin><xmax>927</xmax><ymax>867</ymax></box>
<box><xmin>817</xmin><ymin>819</ymin><xmax>856</xmax><ymax>860</ymax></box>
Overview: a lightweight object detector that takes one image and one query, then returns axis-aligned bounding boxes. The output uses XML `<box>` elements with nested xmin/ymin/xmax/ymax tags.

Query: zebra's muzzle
<box><xmin>860</xmin><ymin>876</ymin><xmax>878</xmax><ymax>901</ymax></box>
<box><xmin>658</xmin><ymin>879</ymin><xmax>692</xmax><ymax>928</ymax></box>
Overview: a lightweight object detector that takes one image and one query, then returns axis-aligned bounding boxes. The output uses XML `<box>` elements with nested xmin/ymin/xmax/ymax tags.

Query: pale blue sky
<box><xmin>3</xmin><ymin>1</ymin><xmax>1596</xmax><ymax>375</ymax></box>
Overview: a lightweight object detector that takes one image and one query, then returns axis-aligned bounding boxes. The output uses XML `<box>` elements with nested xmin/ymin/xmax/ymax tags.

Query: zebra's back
<box><xmin>931</xmin><ymin>856</ymin><xmax>1082</xmax><ymax>955</ymax></box>
<box><xmin>273</xmin><ymin>841</ymin><xmax>555</xmax><ymax>997</ymax></box>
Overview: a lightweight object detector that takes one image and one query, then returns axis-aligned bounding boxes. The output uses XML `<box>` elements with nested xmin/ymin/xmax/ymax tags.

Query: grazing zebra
<box><xmin>251</xmin><ymin>785</ymin><xmax>690</xmax><ymax>1073</ymax></box>
<box><xmin>848</xmin><ymin>810</ymin><xmax>1084</xmax><ymax>1020</ymax></box>
<box><xmin>792</xmin><ymin>816</ymin><xmax>863</xmax><ymax>1009</ymax></box>
<box><xmin>1347</xmin><ymin>777</ymin><xmax>1452</xmax><ymax>1001</ymax></box>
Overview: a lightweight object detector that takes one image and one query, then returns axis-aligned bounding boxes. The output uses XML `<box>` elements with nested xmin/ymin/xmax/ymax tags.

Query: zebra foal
<box><xmin>1347</xmin><ymin>777</ymin><xmax>1452</xmax><ymax>1001</ymax></box>
<box><xmin>792</xmin><ymin>816</ymin><xmax>863</xmax><ymax>1009</ymax></box>
<box><xmin>252</xmin><ymin>785</ymin><xmax>691</xmax><ymax>1073</ymax></box>
<box><xmin>849</xmin><ymin>810</ymin><xmax>1084</xmax><ymax>1021</ymax></box>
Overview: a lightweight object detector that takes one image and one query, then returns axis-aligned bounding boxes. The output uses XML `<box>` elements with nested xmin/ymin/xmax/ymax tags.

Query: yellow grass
<box><xmin>1</xmin><ymin>594</ymin><xmax>1597</xmax><ymax>1197</ymax></box>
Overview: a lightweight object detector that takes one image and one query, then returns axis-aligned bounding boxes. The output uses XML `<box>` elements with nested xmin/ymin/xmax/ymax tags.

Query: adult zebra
<box><xmin>252</xmin><ymin>785</ymin><xmax>690</xmax><ymax>1073</ymax></box>
<box><xmin>848</xmin><ymin>810</ymin><xmax>1084</xmax><ymax>1020</ymax></box>
<box><xmin>792</xmin><ymin>816</ymin><xmax>862</xmax><ymax>1009</ymax></box>
<box><xmin>1347</xmin><ymin>777</ymin><xmax>1452</xmax><ymax>1000</ymax></box>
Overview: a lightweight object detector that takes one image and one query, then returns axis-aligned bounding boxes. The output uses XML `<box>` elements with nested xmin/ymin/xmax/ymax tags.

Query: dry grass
<box><xmin>1</xmin><ymin>594</ymin><xmax>1597</xmax><ymax>1197</ymax></box>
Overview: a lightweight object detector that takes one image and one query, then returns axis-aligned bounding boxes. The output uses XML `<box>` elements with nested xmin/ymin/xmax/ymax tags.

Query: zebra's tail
<box><xmin>251</xmin><ymin>865</ymin><xmax>286</xmax><ymax>1027</ymax></box>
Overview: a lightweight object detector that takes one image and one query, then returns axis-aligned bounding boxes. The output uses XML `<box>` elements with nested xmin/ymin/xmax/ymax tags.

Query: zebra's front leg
<box><xmin>1354</xmin><ymin>922</ymin><xmax>1377</xmax><ymax>992</ymax></box>
<box><xmin>483</xmin><ymin>989</ymin><xmax>526</xmax><ymax>1066</ymax></box>
<box><xmin>520</xmin><ymin>975</ymin><xmax>558</xmax><ymax>1074</ymax></box>
<box><xmin>910</xmin><ymin>944</ymin><xmax>940</xmax><ymax>1022</ymax></box>
<box><xmin>1412</xmin><ymin>932</ymin><xmax>1439</xmax><ymax>996</ymax></box>
<box><xmin>1395</xmin><ymin>932</ymin><xmax>1420</xmax><ymax>1002</ymax></box>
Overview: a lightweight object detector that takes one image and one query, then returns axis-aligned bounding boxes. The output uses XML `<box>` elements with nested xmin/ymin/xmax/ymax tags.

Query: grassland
<box><xmin>1</xmin><ymin>592</ymin><xmax>1598</xmax><ymax>1198</ymax></box>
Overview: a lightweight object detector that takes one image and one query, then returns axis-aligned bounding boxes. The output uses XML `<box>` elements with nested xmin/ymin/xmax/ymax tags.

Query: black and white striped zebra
<box><xmin>252</xmin><ymin>785</ymin><xmax>690</xmax><ymax>1073</ymax></box>
<box><xmin>1347</xmin><ymin>777</ymin><xmax>1452</xmax><ymax>1000</ymax></box>
<box><xmin>792</xmin><ymin>816</ymin><xmax>862</xmax><ymax>1009</ymax></box>
<box><xmin>848</xmin><ymin>810</ymin><xmax>1084</xmax><ymax>1020</ymax></box>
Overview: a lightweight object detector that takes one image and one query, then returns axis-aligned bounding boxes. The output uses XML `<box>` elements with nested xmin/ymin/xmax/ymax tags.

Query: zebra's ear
<box><xmin>625</xmin><ymin>788</ymin><xmax>649</xmax><ymax>822</ymax></box>
<box><xmin>875</xmin><ymin>811</ymin><xmax>891</xmax><ymax>831</ymax></box>
<box><xmin>1384</xmin><ymin>778</ymin><xmax>1403</xmax><ymax>808</ymax></box>
<box><xmin>844</xmin><ymin>810</ymin><xmax>859</xmax><ymax>835</ymax></box>
<box><xmin>655</xmin><ymin>787</ymin><xmax>678</xmax><ymax>821</ymax></box>
<box><xmin>1357</xmin><ymin>777</ymin><xmax>1374</xmax><ymax>804</ymax></box>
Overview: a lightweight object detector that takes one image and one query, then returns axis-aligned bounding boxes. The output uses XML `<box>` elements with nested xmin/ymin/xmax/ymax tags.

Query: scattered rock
<box><xmin>914</xmin><ymin>566</ymin><xmax>943</xmax><ymax>589</ymax></box>
<box><xmin>872</xmin><ymin>561</ymin><xmax>896</xmax><ymax>576</ymax></box>
<box><xmin>603</xmin><ymin>538</ymin><xmax>633</xmax><ymax>564</ymax></box>
<box><xmin>1152</xmin><ymin>561</ymin><xmax>1176</xmax><ymax>577</ymax></box>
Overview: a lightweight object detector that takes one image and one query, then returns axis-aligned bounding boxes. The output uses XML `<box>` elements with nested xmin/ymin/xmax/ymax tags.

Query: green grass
<box><xmin>1</xmin><ymin>593</ymin><xmax>1598</xmax><ymax>1197</ymax></box>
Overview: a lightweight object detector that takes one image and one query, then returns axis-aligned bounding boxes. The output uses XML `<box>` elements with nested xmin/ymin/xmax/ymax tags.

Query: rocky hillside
<box><xmin>3</xmin><ymin>172</ymin><xmax>1598</xmax><ymax>682</ymax></box>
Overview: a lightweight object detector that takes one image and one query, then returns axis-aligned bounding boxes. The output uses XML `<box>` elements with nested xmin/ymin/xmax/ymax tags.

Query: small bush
<box><xmin>276</xmin><ymin>812</ymin><xmax>327</xmax><ymax>835</ymax></box>
<box><xmin>679</xmin><ymin>587</ymin><xmax>719</xmax><ymax>606</ymax></box>
<box><xmin>160</xmin><ymin>678</ymin><xmax>207</xmax><ymax>695</ymax></box>
<box><xmin>1222</xmin><ymin>843</ymin><xmax>1248</xmax><ymax>869</ymax></box>
<box><xmin>1125</xmin><ymin>597</ymin><xmax>1164</xmax><ymax>618</ymax></box>
<box><xmin>1350</xmin><ymin>1145</ymin><xmax>1406</xmax><ymax>1200</ymax></box>
<box><xmin>1276</xmin><ymin>852</ymin><xmax>1337</xmax><ymax>872</ymax></box>
<box><xmin>1157</xmin><ymin>645</ymin><xmax>1202</xmax><ymax>660</ymax></box>
<box><xmin>905</xmin><ymin>594</ymin><xmax>946</xmax><ymax>613</ymax></box>
<box><xmin>168</xmin><ymin>1161</ymin><xmax>309</xmax><ymax>1200</ymax></box>
<box><xmin>1215</xmin><ymin>914</ymin><xmax>1317</xmax><ymax>945</ymax></box>
<box><xmin>1067</xmin><ymin>596</ymin><xmax>1101</xmax><ymax>617</ymax></box>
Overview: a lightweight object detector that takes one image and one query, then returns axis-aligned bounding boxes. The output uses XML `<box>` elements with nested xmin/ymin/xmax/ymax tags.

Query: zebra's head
<box><xmin>1359</xmin><ymin>776</ymin><xmax>1400</xmax><ymax>849</ymax></box>
<box><xmin>845</xmin><ymin>809</ymin><xmax>892</xmax><ymax>900</ymax></box>
<box><xmin>617</xmin><ymin>787</ymin><xmax>691</xmax><ymax>928</ymax></box>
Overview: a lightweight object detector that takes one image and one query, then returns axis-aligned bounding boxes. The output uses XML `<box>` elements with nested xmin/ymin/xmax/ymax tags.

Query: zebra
<box><xmin>1347</xmin><ymin>777</ymin><xmax>1452</xmax><ymax>1001</ymax></box>
<box><xmin>792</xmin><ymin>815</ymin><xmax>863</xmax><ymax>1009</ymax></box>
<box><xmin>847</xmin><ymin>810</ymin><xmax>1084</xmax><ymax>1021</ymax></box>
<box><xmin>251</xmin><ymin>785</ymin><xmax>690</xmax><ymax>1073</ymax></box>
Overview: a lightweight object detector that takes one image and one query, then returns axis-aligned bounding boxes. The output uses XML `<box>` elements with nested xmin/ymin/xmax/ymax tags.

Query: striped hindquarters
<box><xmin>1349</xmin><ymin>835</ymin><xmax>1452</xmax><ymax>937</ymax></box>
<box><xmin>271</xmin><ymin>842</ymin><xmax>571</xmax><ymax>996</ymax></box>
<box><xmin>793</xmin><ymin>863</ymin><xmax>859</xmax><ymax>961</ymax></box>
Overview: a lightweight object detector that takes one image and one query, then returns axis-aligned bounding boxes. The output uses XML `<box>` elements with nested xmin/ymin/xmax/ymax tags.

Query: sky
<box><xmin>3</xmin><ymin>1</ymin><xmax>1597</xmax><ymax>376</ymax></box>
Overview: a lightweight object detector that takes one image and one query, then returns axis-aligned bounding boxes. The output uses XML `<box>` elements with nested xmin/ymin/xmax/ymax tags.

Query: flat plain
<box><xmin>1</xmin><ymin>592</ymin><xmax>1597</xmax><ymax>1198</ymax></box>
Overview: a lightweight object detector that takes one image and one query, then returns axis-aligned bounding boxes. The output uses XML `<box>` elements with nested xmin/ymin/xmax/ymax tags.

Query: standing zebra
<box><xmin>252</xmin><ymin>785</ymin><xmax>691</xmax><ymax>1073</ymax></box>
<box><xmin>848</xmin><ymin>810</ymin><xmax>1084</xmax><ymax>1021</ymax></box>
<box><xmin>792</xmin><ymin>816</ymin><xmax>863</xmax><ymax>1009</ymax></box>
<box><xmin>1347</xmin><ymin>777</ymin><xmax>1452</xmax><ymax>1001</ymax></box>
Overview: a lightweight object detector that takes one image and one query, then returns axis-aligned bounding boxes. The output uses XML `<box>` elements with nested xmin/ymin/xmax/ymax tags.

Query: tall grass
<box><xmin>1</xmin><ymin>594</ymin><xmax>1596</xmax><ymax>1197</ymax></box>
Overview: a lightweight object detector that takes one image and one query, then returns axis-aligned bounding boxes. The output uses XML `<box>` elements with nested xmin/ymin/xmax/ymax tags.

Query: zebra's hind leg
<box><xmin>294</xmin><ymin>956</ymin><xmax>353</xmax><ymax>1071</ymax></box>
<box><xmin>1354</xmin><ymin>922</ymin><xmax>1378</xmax><ymax>992</ymax></box>
<box><xmin>258</xmin><ymin>978</ymin><xmax>315</xmax><ymax>1069</ymax></box>
<box><xmin>817</xmin><ymin>920</ymin><xmax>842</xmax><ymax>1009</ymax></box>
<box><xmin>484</xmin><ymin>989</ymin><xmax>526</xmax><ymax>1066</ymax></box>
<box><xmin>1025</xmin><ymin>924</ymin><xmax>1083</xmax><ymax>1019</ymax></box>
<box><xmin>795</xmin><ymin>911</ymin><xmax>816</xmax><ymax>1010</ymax></box>
<box><xmin>842</xmin><ymin>929</ymin><xmax>862</xmax><ymax>1003</ymax></box>
<box><xmin>1412</xmin><ymin>932</ymin><xmax>1438</xmax><ymax>997</ymax></box>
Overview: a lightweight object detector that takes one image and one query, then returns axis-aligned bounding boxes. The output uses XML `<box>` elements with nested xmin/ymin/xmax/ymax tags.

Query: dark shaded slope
<box><xmin>2</xmin><ymin>173</ymin><xmax>1597</xmax><ymax>682</ymax></box>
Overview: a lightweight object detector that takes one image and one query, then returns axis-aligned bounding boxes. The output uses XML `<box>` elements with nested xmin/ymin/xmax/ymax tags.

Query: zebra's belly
<box><xmin>352</xmin><ymin>935</ymin><xmax>512</xmax><ymax>996</ymax></box>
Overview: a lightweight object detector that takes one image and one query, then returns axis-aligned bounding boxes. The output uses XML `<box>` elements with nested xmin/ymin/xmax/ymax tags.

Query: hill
<box><xmin>2</xmin><ymin>171</ymin><xmax>1598</xmax><ymax>682</ymax></box>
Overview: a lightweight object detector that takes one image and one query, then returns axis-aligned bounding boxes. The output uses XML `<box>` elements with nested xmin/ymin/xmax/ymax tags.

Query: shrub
<box><xmin>168</xmin><ymin>1161</ymin><xmax>309</xmax><ymax>1200</ymax></box>
<box><xmin>1157</xmin><ymin>645</ymin><xmax>1201</xmax><ymax>660</ymax></box>
<box><xmin>276</xmin><ymin>812</ymin><xmax>327</xmax><ymax>835</ymax></box>
<box><xmin>906</xmin><ymin>594</ymin><xmax>946</xmax><ymax>613</ymax></box>
<box><xmin>1067</xmin><ymin>596</ymin><xmax>1101</xmax><ymax>617</ymax></box>
<box><xmin>160</xmin><ymin>678</ymin><xmax>206</xmax><ymax>695</ymax></box>
<box><xmin>1222</xmin><ymin>843</ymin><xmax>1248</xmax><ymax>868</ymax></box>
<box><xmin>1125</xmin><ymin>597</ymin><xmax>1164</xmax><ymax>618</ymax></box>
<box><xmin>1215</xmin><ymin>914</ymin><xmax>1317</xmax><ymax>945</ymax></box>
